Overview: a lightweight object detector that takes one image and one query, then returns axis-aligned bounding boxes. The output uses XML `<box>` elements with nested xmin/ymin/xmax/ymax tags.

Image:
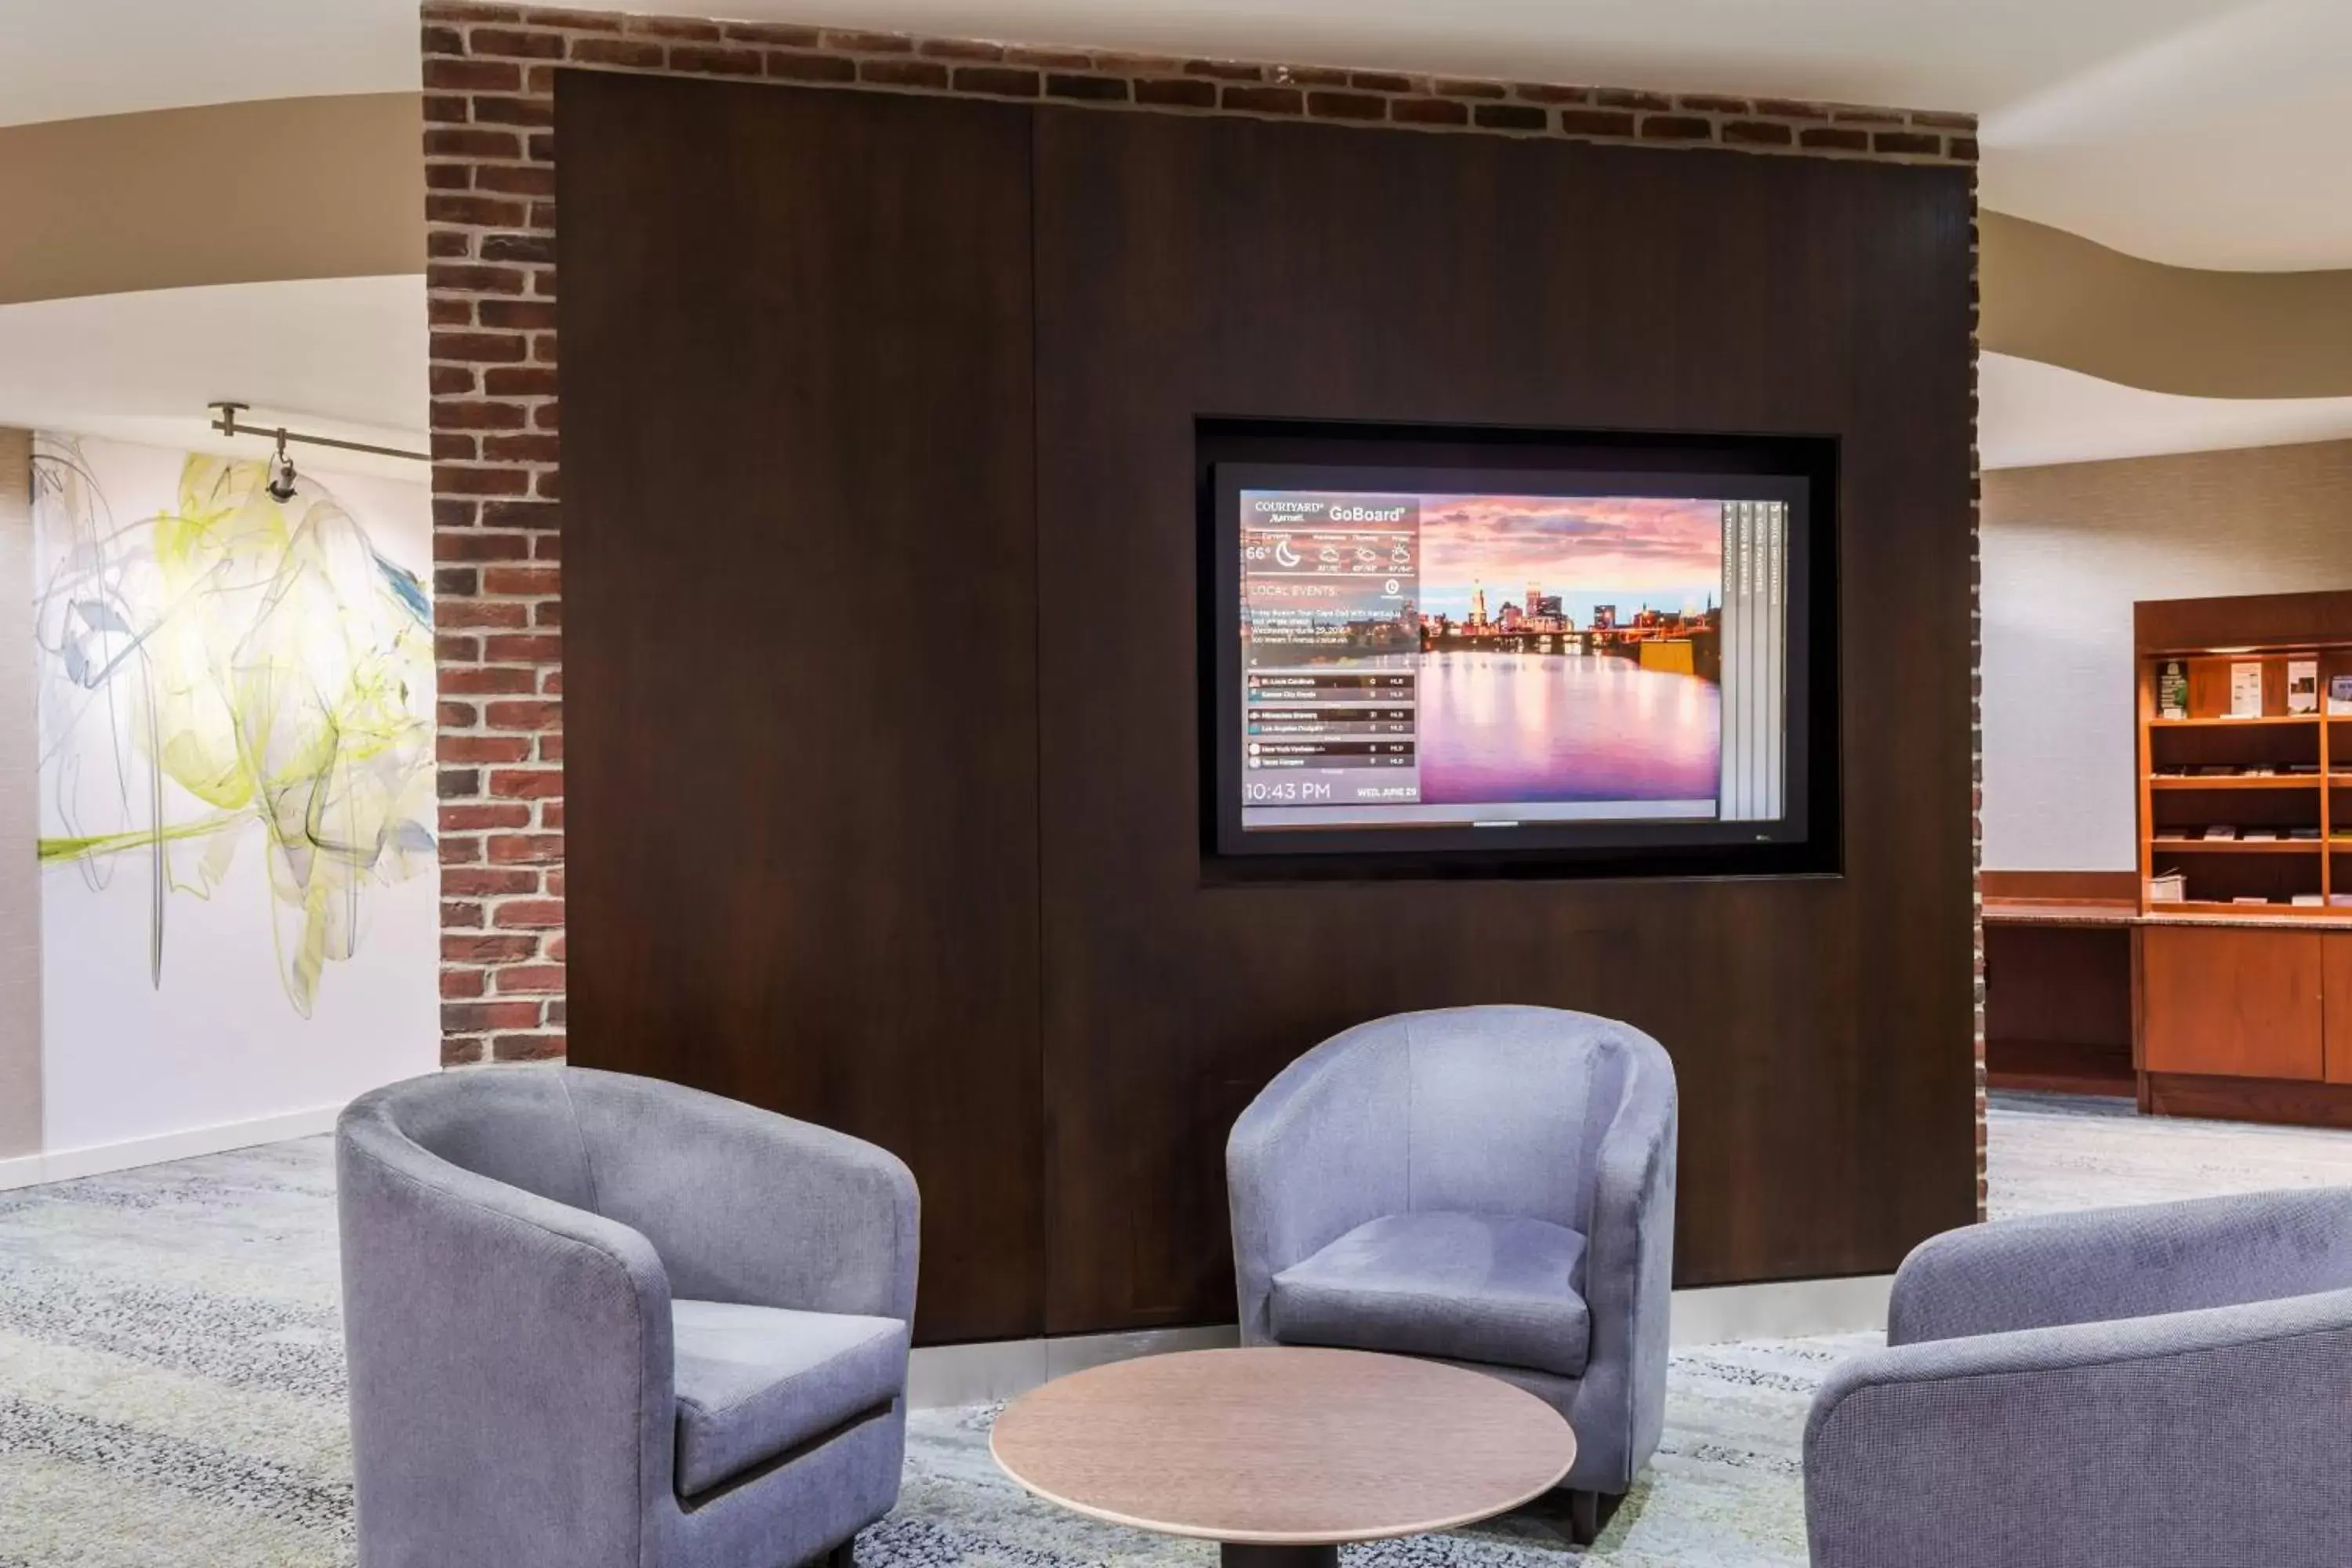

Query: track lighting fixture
<box><xmin>206</xmin><ymin>403</ymin><xmax>431</xmax><ymax>490</ymax></box>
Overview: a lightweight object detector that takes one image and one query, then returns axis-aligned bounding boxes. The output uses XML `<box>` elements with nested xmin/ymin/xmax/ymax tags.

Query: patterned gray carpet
<box><xmin>8</xmin><ymin>1094</ymin><xmax>2352</xmax><ymax>1566</ymax></box>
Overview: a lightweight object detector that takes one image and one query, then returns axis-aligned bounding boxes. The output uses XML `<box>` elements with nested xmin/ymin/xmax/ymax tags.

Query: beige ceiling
<box><xmin>0</xmin><ymin>96</ymin><xmax>423</xmax><ymax>307</ymax></box>
<box><xmin>1981</xmin><ymin>214</ymin><xmax>2352</xmax><ymax>401</ymax></box>
<box><xmin>5</xmin><ymin>0</ymin><xmax>2347</xmax><ymax>270</ymax></box>
<box><xmin>1977</xmin><ymin>0</ymin><xmax>2352</xmax><ymax>270</ymax></box>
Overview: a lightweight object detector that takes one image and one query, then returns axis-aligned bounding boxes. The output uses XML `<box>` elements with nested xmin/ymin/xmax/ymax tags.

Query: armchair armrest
<box><xmin>337</xmin><ymin>1097</ymin><xmax>675</xmax><ymax>1561</ymax></box>
<box><xmin>1888</xmin><ymin>1186</ymin><xmax>2352</xmax><ymax>1345</ymax></box>
<box><xmin>568</xmin><ymin>1070</ymin><xmax>920</xmax><ymax>1321</ymax></box>
<box><xmin>1227</xmin><ymin>1019</ymin><xmax>1411</xmax><ymax>1342</ymax></box>
<box><xmin>1806</xmin><ymin>1288</ymin><xmax>2352</xmax><ymax>1568</ymax></box>
<box><xmin>1564</xmin><ymin>1047</ymin><xmax>1676</xmax><ymax>1494</ymax></box>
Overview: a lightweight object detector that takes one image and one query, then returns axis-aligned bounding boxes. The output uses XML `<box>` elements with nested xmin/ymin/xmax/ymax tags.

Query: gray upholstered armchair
<box><xmin>1806</xmin><ymin>1186</ymin><xmax>2352</xmax><ymax>1568</ymax></box>
<box><xmin>1227</xmin><ymin>1004</ymin><xmax>1678</xmax><ymax>1542</ymax></box>
<box><xmin>336</xmin><ymin>1066</ymin><xmax>919</xmax><ymax>1568</ymax></box>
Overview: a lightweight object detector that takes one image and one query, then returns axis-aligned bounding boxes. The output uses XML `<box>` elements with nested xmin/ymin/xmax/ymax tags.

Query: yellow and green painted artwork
<box><xmin>33</xmin><ymin>440</ymin><xmax>435</xmax><ymax>1017</ymax></box>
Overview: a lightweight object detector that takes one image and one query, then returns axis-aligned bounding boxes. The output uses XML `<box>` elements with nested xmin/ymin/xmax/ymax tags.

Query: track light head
<box><xmin>267</xmin><ymin>434</ymin><xmax>298</xmax><ymax>503</ymax></box>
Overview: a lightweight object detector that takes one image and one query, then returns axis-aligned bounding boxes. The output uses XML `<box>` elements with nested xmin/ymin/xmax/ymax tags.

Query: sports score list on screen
<box><xmin>1239</xmin><ymin>489</ymin><xmax>1788</xmax><ymax>833</ymax></box>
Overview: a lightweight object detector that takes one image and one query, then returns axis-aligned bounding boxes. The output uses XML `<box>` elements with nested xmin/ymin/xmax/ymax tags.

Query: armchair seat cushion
<box><xmin>670</xmin><ymin>1299</ymin><xmax>909</xmax><ymax>1497</ymax></box>
<box><xmin>1269</xmin><ymin>1210</ymin><xmax>1591</xmax><ymax>1377</ymax></box>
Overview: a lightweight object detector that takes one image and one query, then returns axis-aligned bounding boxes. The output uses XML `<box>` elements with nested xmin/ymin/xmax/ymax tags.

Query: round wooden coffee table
<box><xmin>989</xmin><ymin>1346</ymin><xmax>1577</xmax><ymax>1567</ymax></box>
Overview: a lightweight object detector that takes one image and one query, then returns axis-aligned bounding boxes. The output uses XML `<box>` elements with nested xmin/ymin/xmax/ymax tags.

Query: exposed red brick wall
<box><xmin>423</xmin><ymin>0</ymin><xmax>1984</xmax><ymax>1211</ymax></box>
<box><xmin>1970</xmin><ymin>218</ymin><xmax>1987</xmax><ymax>1218</ymax></box>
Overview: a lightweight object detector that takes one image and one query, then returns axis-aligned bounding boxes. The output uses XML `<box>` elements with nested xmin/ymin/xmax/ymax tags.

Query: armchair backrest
<box><xmin>1321</xmin><ymin>1004</ymin><xmax>1662</xmax><ymax>1232</ymax></box>
<box><xmin>560</xmin><ymin>1069</ymin><xmax>921</xmax><ymax>1314</ymax></box>
<box><xmin>372</xmin><ymin>1062</ymin><xmax>598</xmax><ymax>1211</ymax></box>
<box><xmin>1889</xmin><ymin>1183</ymin><xmax>2352</xmax><ymax>1345</ymax></box>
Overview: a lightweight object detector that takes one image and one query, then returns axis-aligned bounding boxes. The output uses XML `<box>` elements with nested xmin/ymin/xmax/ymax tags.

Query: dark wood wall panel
<box><xmin>555</xmin><ymin>73</ymin><xmax>1977</xmax><ymax>1342</ymax></box>
<box><xmin>1029</xmin><ymin>110</ymin><xmax>1979</xmax><ymax>1328</ymax></box>
<box><xmin>554</xmin><ymin>71</ymin><xmax>1045</xmax><ymax>1344</ymax></box>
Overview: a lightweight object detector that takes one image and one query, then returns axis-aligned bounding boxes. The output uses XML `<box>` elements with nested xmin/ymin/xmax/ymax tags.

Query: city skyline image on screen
<box><xmin>1239</xmin><ymin>487</ymin><xmax>1788</xmax><ymax>833</ymax></box>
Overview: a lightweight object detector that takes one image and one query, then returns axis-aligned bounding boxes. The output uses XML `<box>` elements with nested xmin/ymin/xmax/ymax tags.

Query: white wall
<box><xmin>0</xmin><ymin>430</ymin><xmax>39</xmax><ymax>1160</ymax></box>
<box><xmin>1982</xmin><ymin>438</ymin><xmax>2352</xmax><ymax>870</ymax></box>
<box><xmin>27</xmin><ymin>433</ymin><xmax>438</xmax><ymax>1166</ymax></box>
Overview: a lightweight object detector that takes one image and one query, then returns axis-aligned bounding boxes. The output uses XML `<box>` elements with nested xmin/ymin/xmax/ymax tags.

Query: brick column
<box><xmin>425</xmin><ymin>9</ymin><xmax>565</xmax><ymax>1062</ymax></box>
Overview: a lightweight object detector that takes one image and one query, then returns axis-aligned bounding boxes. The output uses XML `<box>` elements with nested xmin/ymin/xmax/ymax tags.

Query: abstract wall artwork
<box><xmin>31</xmin><ymin>433</ymin><xmax>440</xmax><ymax>1148</ymax></box>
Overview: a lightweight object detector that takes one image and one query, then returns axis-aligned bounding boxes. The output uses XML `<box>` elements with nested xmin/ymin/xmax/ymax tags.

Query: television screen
<box><xmin>1207</xmin><ymin>458</ymin><xmax>1825</xmax><ymax>873</ymax></box>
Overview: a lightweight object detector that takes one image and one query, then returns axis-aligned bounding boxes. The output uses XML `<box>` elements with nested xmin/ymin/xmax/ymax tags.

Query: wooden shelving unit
<box><xmin>2149</xmin><ymin>840</ymin><xmax>2319</xmax><ymax>855</ymax></box>
<box><xmin>2150</xmin><ymin>775</ymin><xmax>2320</xmax><ymax>791</ymax></box>
<box><xmin>2137</xmin><ymin>630</ymin><xmax>2347</xmax><ymax>915</ymax></box>
<box><xmin>2131</xmin><ymin>591</ymin><xmax>2352</xmax><ymax>1129</ymax></box>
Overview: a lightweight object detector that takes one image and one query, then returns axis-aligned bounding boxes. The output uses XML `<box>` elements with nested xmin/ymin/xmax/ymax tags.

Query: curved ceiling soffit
<box><xmin>11</xmin><ymin>90</ymin><xmax>2349</xmax><ymax>405</ymax></box>
<box><xmin>0</xmin><ymin>93</ymin><xmax>423</xmax><ymax>307</ymax></box>
<box><xmin>1980</xmin><ymin>212</ymin><xmax>2352</xmax><ymax>401</ymax></box>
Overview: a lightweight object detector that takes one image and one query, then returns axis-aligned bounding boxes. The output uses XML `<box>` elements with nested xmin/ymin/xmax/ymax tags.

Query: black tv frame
<box><xmin>1196</xmin><ymin>417</ymin><xmax>1843</xmax><ymax>883</ymax></box>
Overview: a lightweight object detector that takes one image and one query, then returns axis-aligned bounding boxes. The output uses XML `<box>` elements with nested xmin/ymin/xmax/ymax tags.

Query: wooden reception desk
<box><xmin>1986</xmin><ymin>871</ymin><xmax>2352</xmax><ymax>1127</ymax></box>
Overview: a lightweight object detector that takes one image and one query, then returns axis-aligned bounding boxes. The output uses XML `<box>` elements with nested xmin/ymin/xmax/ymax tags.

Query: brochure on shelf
<box><xmin>2158</xmin><ymin>659</ymin><xmax>2189</xmax><ymax>721</ymax></box>
<box><xmin>2230</xmin><ymin>661</ymin><xmax>2264</xmax><ymax>717</ymax></box>
<box><xmin>2289</xmin><ymin>659</ymin><xmax>2320</xmax><ymax>714</ymax></box>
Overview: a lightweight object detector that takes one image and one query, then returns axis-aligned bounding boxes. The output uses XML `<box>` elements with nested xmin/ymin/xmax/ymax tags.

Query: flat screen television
<box><xmin>1203</xmin><ymin>428</ymin><xmax>1838</xmax><ymax>879</ymax></box>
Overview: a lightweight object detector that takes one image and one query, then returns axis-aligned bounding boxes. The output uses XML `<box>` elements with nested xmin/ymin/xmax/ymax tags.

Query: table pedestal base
<box><xmin>1219</xmin><ymin>1545</ymin><xmax>1339</xmax><ymax>1568</ymax></box>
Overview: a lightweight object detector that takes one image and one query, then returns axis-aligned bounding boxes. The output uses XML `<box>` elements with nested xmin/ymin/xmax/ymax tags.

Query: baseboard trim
<box><xmin>1668</xmin><ymin>1272</ymin><xmax>1892</xmax><ymax>1346</ymax></box>
<box><xmin>909</xmin><ymin>1325</ymin><xmax>1239</xmax><ymax>1408</ymax></box>
<box><xmin>0</xmin><ymin>1103</ymin><xmax>346</xmax><ymax>1191</ymax></box>
<box><xmin>907</xmin><ymin>1276</ymin><xmax>1893</xmax><ymax>1407</ymax></box>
